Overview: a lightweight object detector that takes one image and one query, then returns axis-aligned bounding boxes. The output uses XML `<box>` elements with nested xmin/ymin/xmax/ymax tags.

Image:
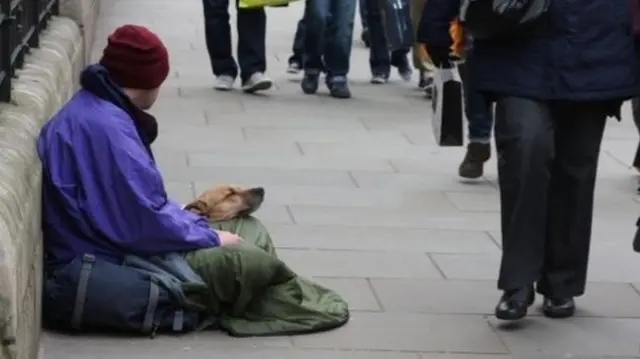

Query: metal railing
<box><xmin>0</xmin><ymin>0</ymin><xmax>59</xmax><ymax>102</ymax></box>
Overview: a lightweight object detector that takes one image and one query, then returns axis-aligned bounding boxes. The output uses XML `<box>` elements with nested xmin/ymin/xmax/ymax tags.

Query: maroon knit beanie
<box><xmin>100</xmin><ymin>25</ymin><xmax>170</xmax><ymax>90</ymax></box>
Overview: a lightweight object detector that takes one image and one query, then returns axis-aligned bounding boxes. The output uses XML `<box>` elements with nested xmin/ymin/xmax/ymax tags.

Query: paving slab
<box><xmin>42</xmin><ymin>0</ymin><xmax>640</xmax><ymax>357</ymax></box>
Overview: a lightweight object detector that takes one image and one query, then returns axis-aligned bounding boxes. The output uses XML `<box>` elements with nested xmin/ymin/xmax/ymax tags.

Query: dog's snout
<box><xmin>250</xmin><ymin>187</ymin><xmax>265</xmax><ymax>197</ymax></box>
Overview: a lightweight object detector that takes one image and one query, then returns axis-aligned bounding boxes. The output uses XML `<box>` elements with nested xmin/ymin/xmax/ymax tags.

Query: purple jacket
<box><xmin>37</xmin><ymin>86</ymin><xmax>219</xmax><ymax>267</ymax></box>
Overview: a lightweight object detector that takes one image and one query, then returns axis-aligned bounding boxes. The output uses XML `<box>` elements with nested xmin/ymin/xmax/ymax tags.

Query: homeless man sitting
<box><xmin>39</xmin><ymin>24</ymin><xmax>349</xmax><ymax>337</ymax></box>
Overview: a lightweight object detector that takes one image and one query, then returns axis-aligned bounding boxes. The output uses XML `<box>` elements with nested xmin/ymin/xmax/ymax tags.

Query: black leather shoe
<box><xmin>495</xmin><ymin>286</ymin><xmax>535</xmax><ymax>320</ymax></box>
<box><xmin>542</xmin><ymin>297</ymin><xmax>575</xmax><ymax>318</ymax></box>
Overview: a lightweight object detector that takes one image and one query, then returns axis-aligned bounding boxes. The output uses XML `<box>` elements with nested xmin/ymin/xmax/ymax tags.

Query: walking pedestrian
<box><xmin>364</xmin><ymin>0</ymin><xmax>413</xmax><ymax>84</ymax></box>
<box><xmin>420</xmin><ymin>0</ymin><xmax>640</xmax><ymax>321</ymax></box>
<box><xmin>301</xmin><ymin>0</ymin><xmax>356</xmax><ymax>98</ymax></box>
<box><xmin>202</xmin><ymin>0</ymin><xmax>273</xmax><ymax>92</ymax></box>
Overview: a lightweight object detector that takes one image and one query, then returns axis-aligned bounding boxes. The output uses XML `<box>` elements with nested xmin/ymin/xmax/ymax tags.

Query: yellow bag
<box><xmin>238</xmin><ymin>0</ymin><xmax>298</xmax><ymax>8</ymax></box>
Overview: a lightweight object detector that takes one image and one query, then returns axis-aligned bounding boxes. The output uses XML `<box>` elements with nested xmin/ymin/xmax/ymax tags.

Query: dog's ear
<box><xmin>184</xmin><ymin>200</ymin><xmax>209</xmax><ymax>215</ymax></box>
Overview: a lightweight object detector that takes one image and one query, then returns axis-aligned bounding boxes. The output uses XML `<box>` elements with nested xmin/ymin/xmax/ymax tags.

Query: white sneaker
<box><xmin>242</xmin><ymin>72</ymin><xmax>273</xmax><ymax>93</ymax></box>
<box><xmin>213</xmin><ymin>75</ymin><xmax>235</xmax><ymax>91</ymax></box>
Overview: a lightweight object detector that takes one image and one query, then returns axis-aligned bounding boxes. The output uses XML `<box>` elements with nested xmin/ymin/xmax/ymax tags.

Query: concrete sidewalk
<box><xmin>43</xmin><ymin>0</ymin><xmax>640</xmax><ymax>358</ymax></box>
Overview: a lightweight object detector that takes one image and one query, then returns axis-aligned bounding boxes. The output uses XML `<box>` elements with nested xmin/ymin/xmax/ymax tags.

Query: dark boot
<box><xmin>542</xmin><ymin>297</ymin><xmax>575</xmax><ymax>318</ymax></box>
<box><xmin>495</xmin><ymin>286</ymin><xmax>535</xmax><ymax>320</ymax></box>
<box><xmin>458</xmin><ymin>142</ymin><xmax>491</xmax><ymax>179</ymax></box>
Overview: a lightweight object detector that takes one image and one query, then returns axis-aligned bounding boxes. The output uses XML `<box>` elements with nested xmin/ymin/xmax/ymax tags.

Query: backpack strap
<box><xmin>143</xmin><ymin>280</ymin><xmax>160</xmax><ymax>334</ymax></box>
<box><xmin>172</xmin><ymin>309</ymin><xmax>184</xmax><ymax>332</ymax></box>
<box><xmin>71</xmin><ymin>254</ymin><xmax>95</xmax><ymax>330</ymax></box>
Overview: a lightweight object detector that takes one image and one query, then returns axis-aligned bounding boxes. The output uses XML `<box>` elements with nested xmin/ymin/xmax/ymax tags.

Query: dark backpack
<box><xmin>43</xmin><ymin>253</ymin><xmax>215</xmax><ymax>337</ymax></box>
<box><xmin>460</xmin><ymin>0</ymin><xmax>550</xmax><ymax>40</ymax></box>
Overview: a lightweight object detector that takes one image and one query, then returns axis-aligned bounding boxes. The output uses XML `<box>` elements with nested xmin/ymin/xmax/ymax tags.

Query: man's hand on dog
<box><xmin>218</xmin><ymin>230</ymin><xmax>243</xmax><ymax>245</ymax></box>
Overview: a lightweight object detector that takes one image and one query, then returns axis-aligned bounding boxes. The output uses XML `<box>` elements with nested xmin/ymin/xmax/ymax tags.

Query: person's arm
<box><xmin>74</xmin><ymin>112</ymin><xmax>219</xmax><ymax>255</ymax></box>
<box><xmin>417</xmin><ymin>0</ymin><xmax>461</xmax><ymax>65</ymax></box>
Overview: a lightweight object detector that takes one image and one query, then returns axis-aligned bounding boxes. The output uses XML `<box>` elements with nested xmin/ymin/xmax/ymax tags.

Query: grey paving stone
<box><xmin>149</xmin><ymin>106</ymin><xmax>207</xmax><ymax>125</ymax></box>
<box><xmin>247</xmin><ymin>185</ymin><xmax>459</xmax><ymax>210</ymax></box>
<box><xmin>299</xmin><ymin>142</ymin><xmax>443</xmax><ymax>160</ymax></box>
<box><xmin>445</xmin><ymin>192</ymin><xmax>501</xmax><ymax>212</ymax></box>
<box><xmin>491</xmin><ymin>316</ymin><xmax>640</xmax><ymax>357</ymax></box>
<box><xmin>47</xmin><ymin>345</ymin><xmax>421</xmax><ymax>359</ymax></box>
<box><xmin>277</xmin><ymin>249</ymin><xmax>443</xmax><ymax>279</ymax></box>
<box><xmin>153</xmin><ymin>125</ymin><xmax>245</xmax><ymax>151</ymax></box>
<box><xmin>429</xmin><ymin>253</ymin><xmax>501</xmax><ymax>280</ymax></box>
<box><xmin>268</xmin><ymin>224</ymin><xmax>499</xmax><ymax>254</ymax></box>
<box><xmin>165</xmin><ymin>141</ymin><xmax>301</xmax><ymax>157</ymax></box>
<box><xmin>371</xmin><ymin>279</ymin><xmax>640</xmax><ymax>318</ymax></box>
<box><xmin>152</xmin><ymin>148</ymin><xmax>189</xmax><ymax>168</ymax></box>
<box><xmin>251</xmin><ymin>204</ymin><xmax>293</xmax><ymax>224</ymax></box>
<box><xmin>292</xmin><ymin>312</ymin><xmax>508</xmax><ymax>353</ymax></box>
<box><xmin>205</xmin><ymin>112</ymin><xmax>367</xmax><ymax>130</ymax></box>
<box><xmin>150</xmin><ymin>96</ymin><xmax>246</xmax><ymax>115</ymax></box>
<box><xmin>168</xmin><ymin>167</ymin><xmax>354</xmax><ymax>187</ymax></box>
<box><xmin>243</xmin><ymin>128</ymin><xmax>412</xmax><ymax>145</ymax></box>
<box><xmin>42</xmin><ymin>331</ymin><xmax>292</xmax><ymax>359</ymax></box>
<box><xmin>310</xmin><ymin>277</ymin><xmax>381</xmax><ymax>311</ymax></box>
<box><xmin>420</xmin><ymin>355</ymin><xmax>515</xmax><ymax>359</ymax></box>
<box><xmin>350</xmin><ymin>171</ymin><xmax>497</xmax><ymax>193</ymax></box>
<box><xmin>287</xmin><ymin>205</ymin><xmax>501</xmax><ymax>231</ymax></box>
<box><xmin>188</xmin><ymin>153</ymin><xmax>394</xmax><ymax>171</ymax></box>
<box><xmin>164</xmin><ymin>181</ymin><xmax>195</xmax><ymax>204</ymax></box>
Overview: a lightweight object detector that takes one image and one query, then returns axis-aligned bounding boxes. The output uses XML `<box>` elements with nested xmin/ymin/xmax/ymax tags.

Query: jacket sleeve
<box><xmin>75</xmin><ymin>113</ymin><xmax>220</xmax><ymax>256</ymax></box>
<box><xmin>417</xmin><ymin>0</ymin><xmax>461</xmax><ymax>48</ymax></box>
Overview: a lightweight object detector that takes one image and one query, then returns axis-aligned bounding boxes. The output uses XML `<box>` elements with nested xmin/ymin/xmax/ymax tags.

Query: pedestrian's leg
<box><xmin>324</xmin><ymin>0</ymin><xmax>356</xmax><ymax>98</ymax></box>
<box><xmin>391</xmin><ymin>47</ymin><xmax>413</xmax><ymax>81</ymax></box>
<box><xmin>236</xmin><ymin>0</ymin><xmax>272</xmax><ymax>92</ymax></box>
<box><xmin>287</xmin><ymin>17</ymin><xmax>306</xmax><ymax>73</ymax></box>
<box><xmin>633</xmin><ymin>98</ymin><xmax>640</xmax><ymax>169</ymax></box>
<box><xmin>301</xmin><ymin>0</ymin><xmax>330</xmax><ymax>94</ymax></box>
<box><xmin>493</xmin><ymin>96</ymin><xmax>554</xmax><ymax>320</ymax></box>
<box><xmin>410</xmin><ymin>0</ymin><xmax>432</xmax><ymax>88</ymax></box>
<box><xmin>633</xmin><ymin>46</ymin><xmax>640</xmax><ymax>170</ymax></box>
<box><xmin>359</xmin><ymin>0</ymin><xmax>368</xmax><ymax>29</ymax></box>
<box><xmin>202</xmin><ymin>0</ymin><xmax>238</xmax><ymax>90</ymax></box>
<box><xmin>536</xmin><ymin>102</ymin><xmax>607</xmax><ymax>318</ymax></box>
<box><xmin>458</xmin><ymin>59</ymin><xmax>494</xmax><ymax>179</ymax></box>
<box><xmin>365</xmin><ymin>0</ymin><xmax>391</xmax><ymax>83</ymax></box>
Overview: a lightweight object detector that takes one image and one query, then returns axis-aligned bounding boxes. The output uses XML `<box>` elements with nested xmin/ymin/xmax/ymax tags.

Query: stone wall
<box><xmin>0</xmin><ymin>1</ymin><xmax>101</xmax><ymax>359</ymax></box>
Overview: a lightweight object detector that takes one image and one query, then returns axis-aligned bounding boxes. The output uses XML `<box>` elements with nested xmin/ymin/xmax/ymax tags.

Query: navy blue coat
<box><xmin>418</xmin><ymin>0</ymin><xmax>640</xmax><ymax>101</ymax></box>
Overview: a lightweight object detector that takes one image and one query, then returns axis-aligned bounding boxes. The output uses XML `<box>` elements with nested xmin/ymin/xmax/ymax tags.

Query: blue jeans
<box><xmin>289</xmin><ymin>18</ymin><xmax>306</xmax><ymax>64</ymax></box>
<box><xmin>461</xmin><ymin>42</ymin><xmax>493</xmax><ymax>142</ymax></box>
<box><xmin>365</xmin><ymin>0</ymin><xmax>410</xmax><ymax>75</ymax></box>
<box><xmin>303</xmin><ymin>0</ymin><xmax>356</xmax><ymax>78</ymax></box>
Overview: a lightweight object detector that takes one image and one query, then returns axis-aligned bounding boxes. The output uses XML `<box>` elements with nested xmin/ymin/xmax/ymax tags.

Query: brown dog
<box><xmin>184</xmin><ymin>184</ymin><xmax>265</xmax><ymax>221</ymax></box>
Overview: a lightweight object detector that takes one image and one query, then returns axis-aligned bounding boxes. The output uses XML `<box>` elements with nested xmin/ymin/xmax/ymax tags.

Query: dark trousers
<box><xmin>632</xmin><ymin>45</ymin><xmax>640</xmax><ymax>168</ymax></box>
<box><xmin>303</xmin><ymin>0</ymin><xmax>356</xmax><ymax>78</ymax></box>
<box><xmin>365</xmin><ymin>0</ymin><xmax>409</xmax><ymax>74</ymax></box>
<box><xmin>202</xmin><ymin>0</ymin><xmax>267</xmax><ymax>82</ymax></box>
<box><xmin>459</xmin><ymin>55</ymin><xmax>493</xmax><ymax>142</ymax></box>
<box><xmin>359</xmin><ymin>0</ymin><xmax>368</xmax><ymax>29</ymax></box>
<box><xmin>495</xmin><ymin>97</ymin><xmax>607</xmax><ymax>298</ymax></box>
<box><xmin>289</xmin><ymin>18</ymin><xmax>306</xmax><ymax>64</ymax></box>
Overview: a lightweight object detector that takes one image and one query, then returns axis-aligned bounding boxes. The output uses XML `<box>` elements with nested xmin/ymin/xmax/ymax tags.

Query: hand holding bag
<box><xmin>431</xmin><ymin>65</ymin><xmax>464</xmax><ymax>147</ymax></box>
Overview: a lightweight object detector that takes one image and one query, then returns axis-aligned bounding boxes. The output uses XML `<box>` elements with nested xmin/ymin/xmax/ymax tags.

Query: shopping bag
<box><xmin>431</xmin><ymin>65</ymin><xmax>464</xmax><ymax>146</ymax></box>
<box><xmin>382</xmin><ymin>0</ymin><xmax>414</xmax><ymax>50</ymax></box>
<box><xmin>238</xmin><ymin>0</ymin><xmax>298</xmax><ymax>9</ymax></box>
<box><xmin>633</xmin><ymin>216</ymin><xmax>640</xmax><ymax>252</ymax></box>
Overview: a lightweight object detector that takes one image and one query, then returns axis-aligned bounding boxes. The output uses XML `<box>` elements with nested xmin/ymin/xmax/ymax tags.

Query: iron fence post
<box><xmin>0</xmin><ymin>0</ymin><xmax>58</xmax><ymax>102</ymax></box>
<box><xmin>0</xmin><ymin>0</ymin><xmax>11</xmax><ymax>102</ymax></box>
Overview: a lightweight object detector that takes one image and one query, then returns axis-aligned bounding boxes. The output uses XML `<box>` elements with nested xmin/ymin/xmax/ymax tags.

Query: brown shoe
<box><xmin>458</xmin><ymin>142</ymin><xmax>491</xmax><ymax>179</ymax></box>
